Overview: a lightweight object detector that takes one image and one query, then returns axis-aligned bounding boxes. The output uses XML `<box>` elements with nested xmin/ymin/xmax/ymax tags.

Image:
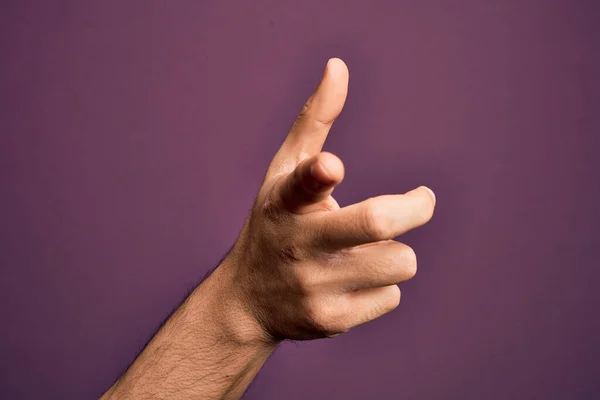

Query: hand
<box><xmin>223</xmin><ymin>58</ymin><xmax>436</xmax><ymax>343</ymax></box>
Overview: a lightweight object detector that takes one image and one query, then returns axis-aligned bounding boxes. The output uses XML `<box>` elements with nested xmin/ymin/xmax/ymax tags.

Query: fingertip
<box><xmin>406</xmin><ymin>186</ymin><xmax>435</xmax><ymax>205</ymax></box>
<box><xmin>421</xmin><ymin>186</ymin><xmax>436</xmax><ymax>206</ymax></box>
<box><xmin>310</xmin><ymin>159</ymin><xmax>333</xmax><ymax>187</ymax></box>
<box><xmin>312</xmin><ymin>152</ymin><xmax>345</xmax><ymax>186</ymax></box>
<box><xmin>327</xmin><ymin>57</ymin><xmax>347</xmax><ymax>69</ymax></box>
<box><xmin>326</xmin><ymin>57</ymin><xmax>349</xmax><ymax>79</ymax></box>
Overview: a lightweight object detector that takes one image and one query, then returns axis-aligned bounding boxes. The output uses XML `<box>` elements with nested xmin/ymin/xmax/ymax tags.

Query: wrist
<box><xmin>188</xmin><ymin>253</ymin><xmax>281</xmax><ymax>350</ymax></box>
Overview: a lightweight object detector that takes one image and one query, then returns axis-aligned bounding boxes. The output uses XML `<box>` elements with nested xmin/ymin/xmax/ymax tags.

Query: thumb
<box><xmin>267</xmin><ymin>58</ymin><xmax>349</xmax><ymax>180</ymax></box>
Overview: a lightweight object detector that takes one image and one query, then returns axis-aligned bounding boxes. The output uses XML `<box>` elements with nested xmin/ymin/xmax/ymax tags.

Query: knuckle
<box><xmin>304</xmin><ymin>300</ymin><xmax>330</xmax><ymax>331</ymax></box>
<box><xmin>330</xmin><ymin>320</ymin><xmax>352</xmax><ymax>337</ymax></box>
<box><xmin>304</xmin><ymin>298</ymin><xmax>341</xmax><ymax>335</ymax></box>
<box><xmin>300</xmin><ymin>101</ymin><xmax>311</xmax><ymax>115</ymax></box>
<box><xmin>277</xmin><ymin>243</ymin><xmax>303</xmax><ymax>264</ymax></box>
<box><xmin>260</xmin><ymin>197</ymin><xmax>280</xmax><ymax>221</ymax></box>
<box><xmin>362</xmin><ymin>199</ymin><xmax>389</xmax><ymax>240</ymax></box>
<box><xmin>290</xmin><ymin>266</ymin><xmax>321</xmax><ymax>294</ymax></box>
<box><xmin>260</xmin><ymin>183</ymin><xmax>285</xmax><ymax>221</ymax></box>
<box><xmin>292</xmin><ymin>102</ymin><xmax>311</xmax><ymax>127</ymax></box>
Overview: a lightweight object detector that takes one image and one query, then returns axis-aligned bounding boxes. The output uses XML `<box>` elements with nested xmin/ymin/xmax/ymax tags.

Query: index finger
<box><xmin>309</xmin><ymin>186</ymin><xmax>436</xmax><ymax>250</ymax></box>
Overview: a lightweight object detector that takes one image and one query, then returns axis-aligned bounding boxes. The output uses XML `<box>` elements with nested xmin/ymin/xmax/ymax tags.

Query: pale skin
<box><xmin>100</xmin><ymin>58</ymin><xmax>436</xmax><ymax>399</ymax></box>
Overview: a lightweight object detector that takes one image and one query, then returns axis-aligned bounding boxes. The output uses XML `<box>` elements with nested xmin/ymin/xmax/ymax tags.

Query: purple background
<box><xmin>1</xmin><ymin>1</ymin><xmax>599</xmax><ymax>398</ymax></box>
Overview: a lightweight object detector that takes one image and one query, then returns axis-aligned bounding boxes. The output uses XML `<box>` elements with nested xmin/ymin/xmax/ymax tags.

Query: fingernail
<box><xmin>422</xmin><ymin>186</ymin><xmax>436</xmax><ymax>206</ymax></box>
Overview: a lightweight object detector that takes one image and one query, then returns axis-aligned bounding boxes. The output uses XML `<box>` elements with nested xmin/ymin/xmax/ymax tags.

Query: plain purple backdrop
<box><xmin>1</xmin><ymin>1</ymin><xmax>599</xmax><ymax>399</ymax></box>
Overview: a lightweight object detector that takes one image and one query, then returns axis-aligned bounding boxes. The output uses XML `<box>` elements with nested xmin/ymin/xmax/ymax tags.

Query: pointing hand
<box><xmin>223</xmin><ymin>58</ymin><xmax>436</xmax><ymax>342</ymax></box>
